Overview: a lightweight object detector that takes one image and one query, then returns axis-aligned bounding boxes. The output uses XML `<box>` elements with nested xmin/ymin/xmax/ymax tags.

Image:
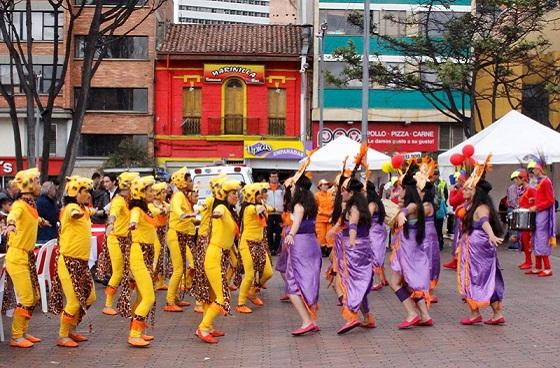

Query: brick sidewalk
<box><xmin>1</xmin><ymin>247</ymin><xmax>559</xmax><ymax>368</ymax></box>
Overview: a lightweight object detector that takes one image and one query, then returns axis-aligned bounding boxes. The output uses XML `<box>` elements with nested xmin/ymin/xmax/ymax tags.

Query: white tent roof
<box><xmin>438</xmin><ymin>110</ymin><xmax>560</xmax><ymax>167</ymax></box>
<box><xmin>303</xmin><ymin>136</ymin><xmax>390</xmax><ymax>171</ymax></box>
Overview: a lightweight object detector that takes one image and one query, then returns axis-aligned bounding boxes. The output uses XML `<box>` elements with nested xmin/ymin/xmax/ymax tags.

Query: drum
<box><xmin>511</xmin><ymin>209</ymin><xmax>535</xmax><ymax>231</ymax></box>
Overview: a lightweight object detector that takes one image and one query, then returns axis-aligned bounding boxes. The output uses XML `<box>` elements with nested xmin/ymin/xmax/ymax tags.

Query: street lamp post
<box><xmin>362</xmin><ymin>0</ymin><xmax>370</xmax><ymax>144</ymax></box>
<box><xmin>35</xmin><ymin>72</ymin><xmax>42</xmax><ymax>168</ymax></box>
<box><xmin>317</xmin><ymin>21</ymin><xmax>327</xmax><ymax>147</ymax></box>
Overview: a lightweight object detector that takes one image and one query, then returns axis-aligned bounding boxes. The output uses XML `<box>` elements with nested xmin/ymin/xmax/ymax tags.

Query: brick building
<box><xmin>0</xmin><ymin>1</ymin><xmax>169</xmax><ymax>182</ymax></box>
<box><xmin>154</xmin><ymin>24</ymin><xmax>312</xmax><ymax>173</ymax></box>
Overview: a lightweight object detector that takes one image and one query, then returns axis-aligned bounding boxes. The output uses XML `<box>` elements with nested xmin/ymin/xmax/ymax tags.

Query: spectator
<box><xmin>431</xmin><ymin>169</ymin><xmax>448</xmax><ymax>250</ymax></box>
<box><xmin>0</xmin><ymin>192</ymin><xmax>13</xmax><ymax>253</ymax></box>
<box><xmin>265</xmin><ymin>171</ymin><xmax>284</xmax><ymax>255</ymax></box>
<box><xmin>506</xmin><ymin>172</ymin><xmax>521</xmax><ymax>250</ymax></box>
<box><xmin>36</xmin><ymin>181</ymin><xmax>60</xmax><ymax>243</ymax></box>
<box><xmin>92</xmin><ymin>173</ymin><xmax>118</xmax><ymax>224</ymax></box>
<box><xmin>2</xmin><ymin>179</ymin><xmax>18</xmax><ymax>201</ymax></box>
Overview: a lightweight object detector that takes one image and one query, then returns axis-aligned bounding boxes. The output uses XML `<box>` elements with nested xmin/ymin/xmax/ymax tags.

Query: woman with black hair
<box><xmin>284</xmin><ymin>174</ymin><xmax>321</xmax><ymax>336</ymax></box>
<box><xmin>367</xmin><ymin>181</ymin><xmax>388</xmax><ymax>291</ymax></box>
<box><xmin>390</xmin><ymin>169</ymin><xmax>432</xmax><ymax>329</ymax></box>
<box><xmin>196</xmin><ymin>180</ymin><xmax>241</xmax><ymax>344</ymax></box>
<box><xmin>333</xmin><ymin>177</ymin><xmax>377</xmax><ymax>334</ymax></box>
<box><xmin>49</xmin><ymin>176</ymin><xmax>97</xmax><ymax>348</ymax></box>
<box><xmin>275</xmin><ymin>183</ymin><xmax>293</xmax><ymax>302</ymax></box>
<box><xmin>458</xmin><ymin>178</ymin><xmax>505</xmax><ymax>325</ymax></box>
<box><xmin>422</xmin><ymin>182</ymin><xmax>441</xmax><ymax>303</ymax></box>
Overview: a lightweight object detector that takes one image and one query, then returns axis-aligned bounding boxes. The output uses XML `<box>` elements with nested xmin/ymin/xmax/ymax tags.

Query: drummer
<box><xmin>526</xmin><ymin>160</ymin><xmax>555</xmax><ymax>277</ymax></box>
<box><xmin>511</xmin><ymin>170</ymin><xmax>536</xmax><ymax>271</ymax></box>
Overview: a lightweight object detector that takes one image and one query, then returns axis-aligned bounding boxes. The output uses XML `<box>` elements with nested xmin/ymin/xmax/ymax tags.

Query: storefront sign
<box><xmin>315</xmin><ymin>122</ymin><xmax>439</xmax><ymax>152</ymax></box>
<box><xmin>204</xmin><ymin>64</ymin><xmax>265</xmax><ymax>84</ymax></box>
<box><xmin>0</xmin><ymin>159</ymin><xmax>14</xmax><ymax>175</ymax></box>
<box><xmin>244</xmin><ymin>139</ymin><xmax>306</xmax><ymax>160</ymax></box>
<box><xmin>0</xmin><ymin>157</ymin><xmax>63</xmax><ymax>176</ymax></box>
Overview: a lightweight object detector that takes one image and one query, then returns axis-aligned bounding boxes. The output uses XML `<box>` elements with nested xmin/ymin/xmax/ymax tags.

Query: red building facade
<box><xmin>155</xmin><ymin>24</ymin><xmax>312</xmax><ymax>170</ymax></box>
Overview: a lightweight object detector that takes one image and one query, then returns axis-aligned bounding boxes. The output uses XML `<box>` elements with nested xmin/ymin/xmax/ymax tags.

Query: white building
<box><xmin>175</xmin><ymin>0</ymin><xmax>271</xmax><ymax>24</ymax></box>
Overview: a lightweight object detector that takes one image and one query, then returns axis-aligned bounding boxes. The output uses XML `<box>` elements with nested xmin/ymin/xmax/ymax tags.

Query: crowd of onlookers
<box><xmin>0</xmin><ymin>172</ymin><xmax>125</xmax><ymax>253</ymax></box>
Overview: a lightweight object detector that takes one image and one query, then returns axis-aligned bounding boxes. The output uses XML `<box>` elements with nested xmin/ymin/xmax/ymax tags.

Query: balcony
<box><xmin>207</xmin><ymin>116</ymin><xmax>288</xmax><ymax>136</ymax></box>
<box><xmin>182</xmin><ymin>117</ymin><xmax>201</xmax><ymax>135</ymax></box>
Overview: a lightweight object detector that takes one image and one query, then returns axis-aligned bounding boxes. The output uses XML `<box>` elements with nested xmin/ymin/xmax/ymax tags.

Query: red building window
<box><xmin>268</xmin><ymin>88</ymin><xmax>286</xmax><ymax>136</ymax></box>
<box><xmin>182</xmin><ymin>87</ymin><xmax>201</xmax><ymax>135</ymax></box>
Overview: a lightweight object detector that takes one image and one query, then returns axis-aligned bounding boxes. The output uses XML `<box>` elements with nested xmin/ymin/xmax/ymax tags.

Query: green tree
<box><xmin>326</xmin><ymin>0</ymin><xmax>560</xmax><ymax>136</ymax></box>
<box><xmin>103</xmin><ymin>138</ymin><xmax>155</xmax><ymax>169</ymax></box>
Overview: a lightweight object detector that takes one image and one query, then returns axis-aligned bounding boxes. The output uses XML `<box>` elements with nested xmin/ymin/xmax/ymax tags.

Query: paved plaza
<box><xmin>1</xmin><ymin>246</ymin><xmax>559</xmax><ymax>368</ymax></box>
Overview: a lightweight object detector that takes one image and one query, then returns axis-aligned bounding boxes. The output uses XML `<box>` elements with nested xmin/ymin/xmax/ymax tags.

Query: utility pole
<box><xmin>317</xmin><ymin>21</ymin><xmax>327</xmax><ymax>147</ymax></box>
<box><xmin>362</xmin><ymin>0</ymin><xmax>370</xmax><ymax>144</ymax></box>
<box><xmin>35</xmin><ymin>72</ymin><xmax>42</xmax><ymax>168</ymax></box>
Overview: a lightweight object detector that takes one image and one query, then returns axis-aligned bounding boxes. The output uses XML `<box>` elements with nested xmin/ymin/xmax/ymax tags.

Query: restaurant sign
<box><xmin>204</xmin><ymin>64</ymin><xmax>265</xmax><ymax>84</ymax></box>
<box><xmin>244</xmin><ymin>139</ymin><xmax>306</xmax><ymax>160</ymax></box>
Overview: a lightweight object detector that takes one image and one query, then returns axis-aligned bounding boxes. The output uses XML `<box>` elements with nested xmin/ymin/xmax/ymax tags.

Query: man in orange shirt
<box><xmin>315</xmin><ymin>179</ymin><xmax>334</xmax><ymax>257</ymax></box>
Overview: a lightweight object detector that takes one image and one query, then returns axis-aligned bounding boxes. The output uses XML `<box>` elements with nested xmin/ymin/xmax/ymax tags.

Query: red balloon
<box><xmin>391</xmin><ymin>154</ymin><xmax>404</xmax><ymax>169</ymax></box>
<box><xmin>450</xmin><ymin>153</ymin><xmax>465</xmax><ymax>166</ymax></box>
<box><xmin>466</xmin><ymin>157</ymin><xmax>476</xmax><ymax>167</ymax></box>
<box><xmin>462</xmin><ymin>144</ymin><xmax>475</xmax><ymax>158</ymax></box>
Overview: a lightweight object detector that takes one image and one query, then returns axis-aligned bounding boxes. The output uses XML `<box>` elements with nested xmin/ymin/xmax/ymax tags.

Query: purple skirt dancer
<box><xmin>336</xmin><ymin>226</ymin><xmax>374</xmax><ymax>319</ymax></box>
<box><xmin>425</xmin><ymin>216</ymin><xmax>440</xmax><ymax>288</ymax></box>
<box><xmin>457</xmin><ymin>216</ymin><xmax>505</xmax><ymax>310</ymax></box>
<box><xmin>286</xmin><ymin>219</ymin><xmax>322</xmax><ymax>317</ymax></box>
<box><xmin>369</xmin><ymin>215</ymin><xmax>388</xmax><ymax>271</ymax></box>
<box><xmin>390</xmin><ymin>222</ymin><xmax>430</xmax><ymax>298</ymax></box>
<box><xmin>533</xmin><ymin>207</ymin><xmax>555</xmax><ymax>256</ymax></box>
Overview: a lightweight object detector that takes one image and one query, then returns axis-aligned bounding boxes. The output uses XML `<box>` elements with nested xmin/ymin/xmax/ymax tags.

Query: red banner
<box><xmin>0</xmin><ymin>157</ymin><xmax>64</xmax><ymax>176</ymax></box>
<box><xmin>315</xmin><ymin>122</ymin><xmax>439</xmax><ymax>152</ymax></box>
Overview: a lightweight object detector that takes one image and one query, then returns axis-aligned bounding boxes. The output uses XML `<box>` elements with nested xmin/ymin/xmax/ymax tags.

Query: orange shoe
<box><xmin>142</xmin><ymin>335</ymin><xmax>154</xmax><ymax>341</ymax></box>
<box><xmin>57</xmin><ymin>337</ymin><xmax>79</xmax><ymax>348</ymax></box>
<box><xmin>102</xmin><ymin>307</ymin><xmax>118</xmax><ymax>316</ymax></box>
<box><xmin>228</xmin><ymin>284</ymin><xmax>238</xmax><ymax>291</ymax></box>
<box><xmin>176</xmin><ymin>300</ymin><xmax>191</xmax><ymax>307</ymax></box>
<box><xmin>261</xmin><ymin>283</ymin><xmax>268</xmax><ymax>289</ymax></box>
<box><xmin>163</xmin><ymin>304</ymin><xmax>183</xmax><ymax>312</ymax></box>
<box><xmin>194</xmin><ymin>305</ymin><xmax>204</xmax><ymax>313</ymax></box>
<box><xmin>10</xmin><ymin>337</ymin><xmax>34</xmax><ymax>348</ymax></box>
<box><xmin>196</xmin><ymin>329</ymin><xmax>218</xmax><ymax>344</ymax></box>
<box><xmin>236</xmin><ymin>305</ymin><xmax>253</xmax><ymax>314</ymax></box>
<box><xmin>24</xmin><ymin>334</ymin><xmax>42</xmax><ymax>343</ymax></box>
<box><xmin>248</xmin><ymin>296</ymin><xmax>264</xmax><ymax>306</ymax></box>
<box><xmin>128</xmin><ymin>336</ymin><xmax>150</xmax><ymax>347</ymax></box>
<box><xmin>69</xmin><ymin>332</ymin><xmax>88</xmax><ymax>342</ymax></box>
<box><xmin>210</xmin><ymin>329</ymin><xmax>225</xmax><ymax>337</ymax></box>
<box><xmin>156</xmin><ymin>284</ymin><xmax>169</xmax><ymax>291</ymax></box>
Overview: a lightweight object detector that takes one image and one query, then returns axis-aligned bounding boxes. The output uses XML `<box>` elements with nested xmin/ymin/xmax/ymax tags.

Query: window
<box><xmin>182</xmin><ymin>88</ymin><xmax>201</xmax><ymax>135</ymax></box>
<box><xmin>319</xmin><ymin>9</ymin><xmax>362</xmax><ymax>35</ymax></box>
<box><xmin>418</xmin><ymin>11</ymin><xmax>458</xmax><ymax>37</ymax></box>
<box><xmin>223</xmin><ymin>78</ymin><xmax>245</xmax><ymax>134</ymax></box>
<box><xmin>268</xmin><ymin>89</ymin><xmax>286</xmax><ymax>136</ymax></box>
<box><xmin>48</xmin><ymin>123</ymin><xmax>57</xmax><ymax>155</ymax></box>
<box><xmin>419</xmin><ymin>64</ymin><xmax>440</xmax><ymax>86</ymax></box>
<box><xmin>78</xmin><ymin>134</ymin><xmax>148</xmax><ymax>157</ymax></box>
<box><xmin>77</xmin><ymin>88</ymin><xmax>148</xmax><ymax>112</ymax></box>
<box><xmin>75</xmin><ymin>36</ymin><xmax>148</xmax><ymax>59</ymax></box>
<box><xmin>380</xmin><ymin>11</ymin><xmax>406</xmax><ymax>37</ymax></box>
<box><xmin>439</xmin><ymin>124</ymin><xmax>464</xmax><ymax>150</ymax></box>
<box><xmin>75</xmin><ymin>0</ymin><xmax>148</xmax><ymax>5</ymax></box>
<box><xmin>325</xmin><ymin>61</ymin><xmax>363</xmax><ymax>88</ymax></box>
<box><xmin>0</xmin><ymin>64</ymin><xmax>62</xmax><ymax>94</ymax></box>
<box><xmin>522</xmin><ymin>84</ymin><xmax>549</xmax><ymax>126</ymax></box>
<box><xmin>4</xmin><ymin>11</ymin><xmax>64</xmax><ymax>41</ymax></box>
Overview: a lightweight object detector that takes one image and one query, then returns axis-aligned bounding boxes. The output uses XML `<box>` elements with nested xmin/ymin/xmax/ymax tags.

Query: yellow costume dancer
<box><xmin>150</xmin><ymin>182</ymin><xmax>170</xmax><ymax>291</ymax></box>
<box><xmin>4</xmin><ymin>168</ymin><xmax>46</xmax><ymax>348</ymax></box>
<box><xmin>165</xmin><ymin>167</ymin><xmax>196</xmax><ymax>312</ymax></box>
<box><xmin>48</xmin><ymin>176</ymin><xmax>97</xmax><ymax>348</ymax></box>
<box><xmin>196</xmin><ymin>179</ymin><xmax>241</xmax><ymax>344</ymax></box>
<box><xmin>236</xmin><ymin>183</ymin><xmax>273</xmax><ymax>313</ymax></box>
<box><xmin>126</xmin><ymin>175</ymin><xmax>158</xmax><ymax>347</ymax></box>
<box><xmin>99</xmin><ymin>172</ymin><xmax>139</xmax><ymax>316</ymax></box>
<box><xmin>191</xmin><ymin>175</ymin><xmax>226</xmax><ymax>314</ymax></box>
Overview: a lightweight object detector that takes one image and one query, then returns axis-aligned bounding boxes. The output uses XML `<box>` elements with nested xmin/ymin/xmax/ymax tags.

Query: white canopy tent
<box><xmin>303</xmin><ymin>135</ymin><xmax>390</xmax><ymax>171</ymax></box>
<box><xmin>438</xmin><ymin>110</ymin><xmax>560</xmax><ymax>206</ymax></box>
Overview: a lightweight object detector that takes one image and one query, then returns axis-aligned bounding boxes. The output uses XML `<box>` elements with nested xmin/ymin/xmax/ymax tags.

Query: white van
<box><xmin>189</xmin><ymin>165</ymin><xmax>253</xmax><ymax>208</ymax></box>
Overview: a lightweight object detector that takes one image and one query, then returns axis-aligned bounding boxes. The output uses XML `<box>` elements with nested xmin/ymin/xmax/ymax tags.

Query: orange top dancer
<box><xmin>315</xmin><ymin>179</ymin><xmax>334</xmax><ymax>254</ymax></box>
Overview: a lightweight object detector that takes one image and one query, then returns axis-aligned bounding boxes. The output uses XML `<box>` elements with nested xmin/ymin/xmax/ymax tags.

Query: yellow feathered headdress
<box><xmin>118</xmin><ymin>171</ymin><xmax>140</xmax><ymax>190</ymax></box>
<box><xmin>171</xmin><ymin>167</ymin><xmax>190</xmax><ymax>190</ymax></box>
<box><xmin>14</xmin><ymin>168</ymin><xmax>40</xmax><ymax>193</ymax></box>
<box><xmin>131</xmin><ymin>176</ymin><xmax>156</xmax><ymax>200</ymax></box>
<box><xmin>65</xmin><ymin>176</ymin><xmax>93</xmax><ymax>197</ymax></box>
<box><xmin>464</xmin><ymin>154</ymin><xmax>492</xmax><ymax>189</ymax></box>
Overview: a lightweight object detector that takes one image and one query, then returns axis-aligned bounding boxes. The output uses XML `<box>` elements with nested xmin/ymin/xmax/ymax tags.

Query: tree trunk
<box><xmin>9</xmin><ymin>109</ymin><xmax>24</xmax><ymax>171</ymax></box>
<box><xmin>40</xmin><ymin>111</ymin><xmax>53</xmax><ymax>181</ymax></box>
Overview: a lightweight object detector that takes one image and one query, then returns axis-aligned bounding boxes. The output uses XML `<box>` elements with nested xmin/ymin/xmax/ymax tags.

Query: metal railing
<box><xmin>182</xmin><ymin>116</ymin><xmax>201</xmax><ymax>135</ymax></box>
<box><xmin>268</xmin><ymin>118</ymin><xmax>286</xmax><ymax>136</ymax></box>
